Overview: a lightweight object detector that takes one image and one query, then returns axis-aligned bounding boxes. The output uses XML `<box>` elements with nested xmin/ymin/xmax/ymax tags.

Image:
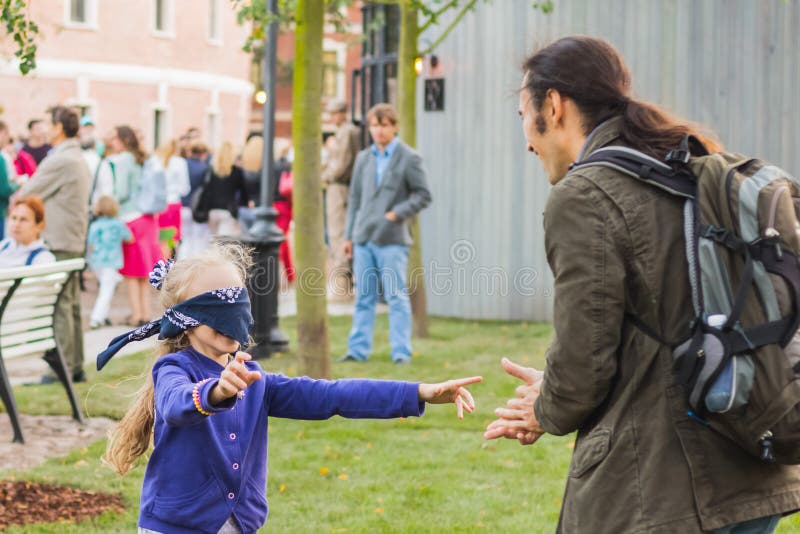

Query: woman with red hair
<box><xmin>0</xmin><ymin>195</ymin><xmax>56</xmax><ymax>267</ymax></box>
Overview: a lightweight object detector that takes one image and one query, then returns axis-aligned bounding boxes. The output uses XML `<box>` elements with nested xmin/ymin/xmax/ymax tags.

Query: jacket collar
<box><xmin>3</xmin><ymin>237</ymin><xmax>47</xmax><ymax>252</ymax></box>
<box><xmin>576</xmin><ymin>115</ymin><xmax>625</xmax><ymax>162</ymax></box>
<box><xmin>371</xmin><ymin>136</ymin><xmax>400</xmax><ymax>158</ymax></box>
<box><xmin>49</xmin><ymin>138</ymin><xmax>80</xmax><ymax>155</ymax></box>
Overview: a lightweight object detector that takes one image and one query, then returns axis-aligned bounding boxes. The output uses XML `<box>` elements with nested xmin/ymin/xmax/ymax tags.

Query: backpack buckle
<box><xmin>666</xmin><ymin>149</ymin><xmax>691</xmax><ymax>164</ymax></box>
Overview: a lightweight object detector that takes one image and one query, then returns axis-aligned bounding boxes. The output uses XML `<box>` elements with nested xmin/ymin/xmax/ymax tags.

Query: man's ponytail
<box><xmin>522</xmin><ymin>36</ymin><xmax>723</xmax><ymax>160</ymax></box>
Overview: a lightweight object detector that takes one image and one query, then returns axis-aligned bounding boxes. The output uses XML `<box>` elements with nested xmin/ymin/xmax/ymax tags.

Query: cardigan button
<box><xmin>228</xmin><ymin>492</ymin><xmax>235</xmax><ymax>500</ymax></box>
<box><xmin>229</xmin><ymin>433</ymin><xmax>236</xmax><ymax>440</ymax></box>
<box><xmin>232</xmin><ymin>463</ymin><xmax>239</xmax><ymax>470</ymax></box>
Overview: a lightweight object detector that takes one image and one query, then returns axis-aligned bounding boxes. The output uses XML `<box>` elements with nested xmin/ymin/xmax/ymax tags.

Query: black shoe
<box><xmin>38</xmin><ymin>374</ymin><xmax>59</xmax><ymax>385</ymax></box>
<box><xmin>72</xmin><ymin>370</ymin><xmax>86</xmax><ymax>383</ymax></box>
<box><xmin>393</xmin><ymin>357</ymin><xmax>411</xmax><ymax>366</ymax></box>
<box><xmin>337</xmin><ymin>354</ymin><xmax>363</xmax><ymax>363</ymax></box>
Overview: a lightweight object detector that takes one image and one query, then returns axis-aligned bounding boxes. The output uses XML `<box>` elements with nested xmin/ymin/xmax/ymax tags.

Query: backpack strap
<box><xmin>89</xmin><ymin>158</ymin><xmax>103</xmax><ymax>207</ymax></box>
<box><xmin>624</xmin><ymin>312</ymin><xmax>689</xmax><ymax>348</ymax></box>
<box><xmin>665</xmin><ymin>135</ymin><xmax>710</xmax><ymax>164</ymax></box>
<box><xmin>736</xmin><ymin>164</ymin><xmax>786</xmax><ymax>322</ymax></box>
<box><xmin>575</xmin><ymin>145</ymin><xmax>703</xmax><ymax>347</ymax></box>
<box><xmin>570</xmin><ymin>146</ymin><xmax>697</xmax><ymax>199</ymax></box>
<box><xmin>25</xmin><ymin>247</ymin><xmax>46</xmax><ymax>266</ymax></box>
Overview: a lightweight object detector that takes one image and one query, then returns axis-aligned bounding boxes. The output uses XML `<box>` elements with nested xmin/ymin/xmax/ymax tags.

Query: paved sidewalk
<box><xmin>6</xmin><ymin>270</ymin><xmax>379</xmax><ymax>386</ymax></box>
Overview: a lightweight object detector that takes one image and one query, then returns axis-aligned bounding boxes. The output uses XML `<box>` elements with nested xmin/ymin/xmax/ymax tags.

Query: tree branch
<box><xmin>419</xmin><ymin>0</ymin><xmax>458</xmax><ymax>33</ymax></box>
<box><xmin>418</xmin><ymin>0</ymin><xmax>477</xmax><ymax>56</ymax></box>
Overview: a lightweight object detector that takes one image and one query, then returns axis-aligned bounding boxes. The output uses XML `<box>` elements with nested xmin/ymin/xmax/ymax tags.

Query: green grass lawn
<box><xmin>3</xmin><ymin>315</ymin><xmax>799</xmax><ymax>533</ymax></box>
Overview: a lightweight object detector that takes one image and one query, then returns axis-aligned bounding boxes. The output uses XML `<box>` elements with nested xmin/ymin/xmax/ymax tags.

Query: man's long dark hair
<box><xmin>522</xmin><ymin>36</ymin><xmax>722</xmax><ymax>159</ymax></box>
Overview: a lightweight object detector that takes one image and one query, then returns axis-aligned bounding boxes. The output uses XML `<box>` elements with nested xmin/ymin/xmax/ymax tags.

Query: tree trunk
<box><xmin>292</xmin><ymin>0</ymin><xmax>330</xmax><ymax>378</ymax></box>
<box><xmin>398</xmin><ymin>1</ymin><xmax>429</xmax><ymax>338</ymax></box>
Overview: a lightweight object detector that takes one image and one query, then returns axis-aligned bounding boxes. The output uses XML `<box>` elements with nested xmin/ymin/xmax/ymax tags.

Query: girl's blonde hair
<box><xmin>93</xmin><ymin>195</ymin><xmax>120</xmax><ymax>218</ymax></box>
<box><xmin>241</xmin><ymin>136</ymin><xmax>262</xmax><ymax>173</ymax></box>
<box><xmin>154</xmin><ymin>138</ymin><xmax>178</xmax><ymax>167</ymax></box>
<box><xmin>104</xmin><ymin>241</ymin><xmax>253</xmax><ymax>475</ymax></box>
<box><xmin>212</xmin><ymin>141</ymin><xmax>236</xmax><ymax>178</ymax></box>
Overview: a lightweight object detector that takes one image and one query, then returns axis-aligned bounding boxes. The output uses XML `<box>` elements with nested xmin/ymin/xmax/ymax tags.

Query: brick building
<box><xmin>0</xmin><ymin>0</ymin><xmax>253</xmax><ymax>150</ymax></box>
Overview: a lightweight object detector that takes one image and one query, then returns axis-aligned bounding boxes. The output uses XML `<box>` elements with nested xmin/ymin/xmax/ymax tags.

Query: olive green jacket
<box><xmin>534</xmin><ymin>117</ymin><xmax>800</xmax><ymax>532</ymax></box>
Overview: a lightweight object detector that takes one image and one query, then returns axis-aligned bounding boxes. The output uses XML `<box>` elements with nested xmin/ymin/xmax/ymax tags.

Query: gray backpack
<box><xmin>573</xmin><ymin>137</ymin><xmax>800</xmax><ymax>464</ymax></box>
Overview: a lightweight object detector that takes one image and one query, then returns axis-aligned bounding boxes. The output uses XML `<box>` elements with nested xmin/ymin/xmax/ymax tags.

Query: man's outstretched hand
<box><xmin>484</xmin><ymin>358</ymin><xmax>545</xmax><ymax>445</ymax></box>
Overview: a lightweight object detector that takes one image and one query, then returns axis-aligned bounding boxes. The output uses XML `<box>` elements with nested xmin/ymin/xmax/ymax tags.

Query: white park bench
<box><xmin>0</xmin><ymin>259</ymin><xmax>86</xmax><ymax>443</ymax></box>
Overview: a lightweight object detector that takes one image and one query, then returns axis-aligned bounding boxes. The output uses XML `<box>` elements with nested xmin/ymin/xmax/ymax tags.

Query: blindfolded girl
<box><xmin>98</xmin><ymin>242</ymin><xmax>481</xmax><ymax>534</ymax></box>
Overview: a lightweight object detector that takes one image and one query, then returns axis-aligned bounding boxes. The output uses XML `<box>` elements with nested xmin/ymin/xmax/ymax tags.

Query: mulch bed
<box><xmin>0</xmin><ymin>480</ymin><xmax>125</xmax><ymax>529</ymax></box>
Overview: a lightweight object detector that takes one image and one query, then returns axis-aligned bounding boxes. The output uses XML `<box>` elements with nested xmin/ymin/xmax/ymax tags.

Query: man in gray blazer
<box><xmin>19</xmin><ymin>106</ymin><xmax>91</xmax><ymax>383</ymax></box>
<box><xmin>341</xmin><ymin>103</ymin><xmax>431</xmax><ymax>364</ymax></box>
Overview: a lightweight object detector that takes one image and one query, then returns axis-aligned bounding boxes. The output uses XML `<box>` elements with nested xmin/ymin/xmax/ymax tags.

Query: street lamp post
<box><xmin>240</xmin><ymin>0</ymin><xmax>289</xmax><ymax>358</ymax></box>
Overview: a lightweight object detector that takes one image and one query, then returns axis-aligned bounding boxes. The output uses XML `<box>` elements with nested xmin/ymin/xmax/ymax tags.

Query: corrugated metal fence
<box><xmin>415</xmin><ymin>0</ymin><xmax>800</xmax><ymax>321</ymax></box>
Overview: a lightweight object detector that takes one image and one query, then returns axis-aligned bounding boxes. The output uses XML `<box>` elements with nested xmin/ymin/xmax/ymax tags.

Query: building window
<box><xmin>70</xmin><ymin>0</ymin><xmax>86</xmax><ymax>23</ymax></box>
<box><xmin>322</xmin><ymin>50</ymin><xmax>339</xmax><ymax>98</ymax></box>
<box><xmin>155</xmin><ymin>0</ymin><xmax>165</xmax><ymax>30</ymax></box>
<box><xmin>206</xmin><ymin>112</ymin><xmax>220</xmax><ymax>150</ymax></box>
<box><xmin>64</xmin><ymin>0</ymin><xmax>97</xmax><ymax>29</ymax></box>
<box><xmin>322</xmin><ymin>40</ymin><xmax>346</xmax><ymax>99</ymax></box>
<box><xmin>153</xmin><ymin>0</ymin><xmax>174</xmax><ymax>36</ymax></box>
<box><xmin>208</xmin><ymin>0</ymin><xmax>222</xmax><ymax>43</ymax></box>
<box><xmin>153</xmin><ymin>109</ymin><xmax>166</xmax><ymax>149</ymax></box>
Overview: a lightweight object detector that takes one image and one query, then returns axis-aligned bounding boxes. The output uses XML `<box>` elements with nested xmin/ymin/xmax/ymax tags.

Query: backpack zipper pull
<box><xmin>763</xmin><ymin>228</ymin><xmax>783</xmax><ymax>260</ymax></box>
<box><xmin>765</xmin><ymin>185</ymin><xmax>789</xmax><ymax>260</ymax></box>
<box><xmin>759</xmin><ymin>430</ymin><xmax>775</xmax><ymax>463</ymax></box>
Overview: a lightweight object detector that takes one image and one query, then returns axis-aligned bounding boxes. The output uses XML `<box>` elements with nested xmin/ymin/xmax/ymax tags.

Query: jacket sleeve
<box><xmin>176</xmin><ymin>158</ymin><xmax>191</xmax><ymax>198</ymax></box>
<box><xmin>86</xmin><ymin>222</ymin><xmax>99</xmax><ymax>249</ymax></box>
<box><xmin>265</xmin><ymin>374</ymin><xmax>424</xmax><ymax>419</ymax></box>
<box><xmin>234</xmin><ymin>167</ymin><xmax>249</xmax><ymax>207</ymax></box>
<box><xmin>19</xmin><ymin>156</ymin><xmax>63</xmax><ymax>200</ymax></box>
<box><xmin>16</xmin><ymin>150</ymin><xmax>36</xmax><ymax>177</ymax></box>
<box><xmin>344</xmin><ymin>153</ymin><xmax>364</xmax><ymax>241</ymax></box>
<box><xmin>533</xmin><ymin>177</ymin><xmax>627</xmax><ymax>436</ymax></box>
<box><xmin>154</xmin><ymin>363</ymin><xmax>235</xmax><ymax>427</ymax></box>
<box><xmin>321</xmin><ymin>128</ymin><xmax>350</xmax><ymax>184</ymax></box>
<box><xmin>391</xmin><ymin>152</ymin><xmax>432</xmax><ymax>220</ymax></box>
<box><xmin>0</xmin><ymin>157</ymin><xmax>12</xmax><ymax>202</ymax></box>
<box><xmin>121</xmin><ymin>221</ymin><xmax>133</xmax><ymax>242</ymax></box>
<box><xmin>92</xmin><ymin>159</ymin><xmax>115</xmax><ymax>204</ymax></box>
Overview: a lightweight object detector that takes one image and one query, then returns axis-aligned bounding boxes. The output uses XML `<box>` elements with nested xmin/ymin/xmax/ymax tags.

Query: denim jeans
<box><xmin>708</xmin><ymin>514</ymin><xmax>781</xmax><ymax>534</ymax></box>
<box><xmin>347</xmin><ymin>242</ymin><xmax>412</xmax><ymax>361</ymax></box>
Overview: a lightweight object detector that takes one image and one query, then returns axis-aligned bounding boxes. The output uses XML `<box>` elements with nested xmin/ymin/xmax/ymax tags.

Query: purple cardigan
<box><xmin>138</xmin><ymin>347</ymin><xmax>424</xmax><ymax>534</ymax></box>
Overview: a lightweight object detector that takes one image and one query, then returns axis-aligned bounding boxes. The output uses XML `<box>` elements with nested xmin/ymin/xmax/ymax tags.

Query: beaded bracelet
<box><xmin>192</xmin><ymin>378</ymin><xmax>214</xmax><ymax>416</ymax></box>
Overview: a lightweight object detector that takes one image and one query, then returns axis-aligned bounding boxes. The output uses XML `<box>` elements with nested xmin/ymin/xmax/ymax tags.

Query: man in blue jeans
<box><xmin>340</xmin><ymin>103</ymin><xmax>431</xmax><ymax>365</ymax></box>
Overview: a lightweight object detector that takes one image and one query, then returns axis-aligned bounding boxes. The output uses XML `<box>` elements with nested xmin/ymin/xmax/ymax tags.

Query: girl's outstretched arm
<box><xmin>418</xmin><ymin>376</ymin><xmax>483</xmax><ymax>419</ymax></box>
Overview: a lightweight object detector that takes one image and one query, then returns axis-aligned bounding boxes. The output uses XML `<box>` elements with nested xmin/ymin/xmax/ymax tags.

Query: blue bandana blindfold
<box><xmin>97</xmin><ymin>286</ymin><xmax>254</xmax><ymax>371</ymax></box>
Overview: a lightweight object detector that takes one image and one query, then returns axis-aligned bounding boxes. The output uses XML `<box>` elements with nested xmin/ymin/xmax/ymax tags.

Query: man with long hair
<box><xmin>484</xmin><ymin>36</ymin><xmax>800</xmax><ymax>532</ymax></box>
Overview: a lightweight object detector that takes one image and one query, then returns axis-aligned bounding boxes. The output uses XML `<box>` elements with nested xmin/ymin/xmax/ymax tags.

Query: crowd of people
<box><xmin>0</xmin><ymin>106</ymin><xmax>306</xmax><ymax>384</ymax></box>
<box><xmin>0</xmin><ymin>99</ymin><xmax>414</xmax><ymax>381</ymax></box>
